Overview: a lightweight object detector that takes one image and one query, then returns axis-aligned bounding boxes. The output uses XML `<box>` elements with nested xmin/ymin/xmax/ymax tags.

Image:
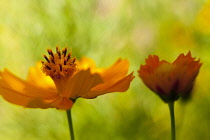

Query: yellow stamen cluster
<box><xmin>42</xmin><ymin>47</ymin><xmax>77</xmax><ymax>79</ymax></box>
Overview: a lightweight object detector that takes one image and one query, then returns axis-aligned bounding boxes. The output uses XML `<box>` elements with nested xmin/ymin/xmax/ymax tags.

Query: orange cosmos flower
<box><xmin>0</xmin><ymin>47</ymin><xmax>134</xmax><ymax>110</ymax></box>
<box><xmin>138</xmin><ymin>51</ymin><xmax>202</xmax><ymax>102</ymax></box>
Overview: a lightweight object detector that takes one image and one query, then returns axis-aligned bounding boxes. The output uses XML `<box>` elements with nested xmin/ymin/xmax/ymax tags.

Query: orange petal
<box><xmin>0</xmin><ymin>86</ymin><xmax>58</xmax><ymax>109</ymax></box>
<box><xmin>138</xmin><ymin>52</ymin><xmax>202</xmax><ymax>102</ymax></box>
<box><xmin>173</xmin><ymin>51</ymin><xmax>202</xmax><ymax>95</ymax></box>
<box><xmin>0</xmin><ymin>71</ymin><xmax>71</xmax><ymax>109</ymax></box>
<box><xmin>49</xmin><ymin>96</ymin><xmax>74</xmax><ymax>110</ymax></box>
<box><xmin>82</xmin><ymin>72</ymin><xmax>135</xmax><ymax>99</ymax></box>
<box><xmin>145</xmin><ymin>55</ymin><xmax>160</xmax><ymax>67</ymax></box>
<box><xmin>60</xmin><ymin>69</ymin><xmax>103</xmax><ymax>99</ymax></box>
<box><xmin>0</xmin><ymin>69</ymin><xmax>57</xmax><ymax>98</ymax></box>
<box><xmin>105</xmin><ymin>72</ymin><xmax>135</xmax><ymax>92</ymax></box>
<box><xmin>143</xmin><ymin>55</ymin><xmax>169</xmax><ymax>72</ymax></box>
<box><xmin>99</xmin><ymin>59</ymin><xmax>129</xmax><ymax>82</ymax></box>
<box><xmin>173</xmin><ymin>51</ymin><xmax>194</xmax><ymax>65</ymax></box>
<box><xmin>78</xmin><ymin>58</ymin><xmax>130</xmax><ymax>83</ymax></box>
<box><xmin>86</xmin><ymin>59</ymin><xmax>130</xmax><ymax>92</ymax></box>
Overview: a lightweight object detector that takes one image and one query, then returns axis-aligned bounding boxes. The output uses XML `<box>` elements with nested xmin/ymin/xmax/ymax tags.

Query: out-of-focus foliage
<box><xmin>0</xmin><ymin>0</ymin><xmax>210</xmax><ymax>140</ymax></box>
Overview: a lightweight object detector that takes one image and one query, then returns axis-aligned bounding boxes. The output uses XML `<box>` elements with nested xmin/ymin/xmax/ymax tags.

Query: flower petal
<box><xmin>77</xmin><ymin>57</ymin><xmax>96</xmax><ymax>70</ymax></box>
<box><xmin>87</xmin><ymin>59</ymin><xmax>131</xmax><ymax>92</ymax></box>
<box><xmin>173</xmin><ymin>51</ymin><xmax>202</xmax><ymax>96</ymax></box>
<box><xmin>60</xmin><ymin>69</ymin><xmax>103</xmax><ymax>99</ymax></box>
<box><xmin>138</xmin><ymin>52</ymin><xmax>202</xmax><ymax>102</ymax></box>
<box><xmin>0</xmin><ymin>69</ymin><xmax>57</xmax><ymax>98</ymax></box>
<box><xmin>99</xmin><ymin>59</ymin><xmax>129</xmax><ymax>82</ymax></box>
<box><xmin>82</xmin><ymin>72</ymin><xmax>135</xmax><ymax>99</ymax></box>
<box><xmin>78</xmin><ymin>58</ymin><xmax>130</xmax><ymax>83</ymax></box>
<box><xmin>0</xmin><ymin>86</ymin><xmax>58</xmax><ymax>109</ymax></box>
<box><xmin>139</xmin><ymin>55</ymin><xmax>170</xmax><ymax>95</ymax></box>
<box><xmin>27</xmin><ymin>62</ymin><xmax>55</xmax><ymax>89</ymax></box>
<box><xmin>49</xmin><ymin>96</ymin><xmax>74</xmax><ymax>110</ymax></box>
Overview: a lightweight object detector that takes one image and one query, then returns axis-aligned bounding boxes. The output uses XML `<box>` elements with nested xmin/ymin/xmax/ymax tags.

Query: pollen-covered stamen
<box><xmin>47</xmin><ymin>49</ymin><xmax>54</xmax><ymax>58</ymax></box>
<box><xmin>72</xmin><ymin>58</ymin><xmax>76</xmax><ymax>63</ymax></box>
<box><xmin>67</xmin><ymin>53</ymin><xmax>71</xmax><ymax>61</ymax></box>
<box><xmin>62</xmin><ymin>48</ymin><xmax>67</xmax><ymax>57</ymax></box>
<box><xmin>46</xmin><ymin>65</ymin><xmax>51</xmax><ymax>70</ymax></box>
<box><xmin>51</xmin><ymin>57</ymin><xmax>55</xmax><ymax>64</ymax></box>
<box><xmin>44</xmin><ymin>55</ymin><xmax>50</xmax><ymax>63</ymax></box>
<box><xmin>42</xmin><ymin>47</ymin><xmax>77</xmax><ymax>79</ymax></box>
<box><xmin>64</xmin><ymin>59</ymin><xmax>67</xmax><ymax>65</ymax></box>
<box><xmin>56</xmin><ymin>46</ymin><xmax>61</xmax><ymax>59</ymax></box>
<box><xmin>59</xmin><ymin>64</ymin><xmax>62</xmax><ymax>71</ymax></box>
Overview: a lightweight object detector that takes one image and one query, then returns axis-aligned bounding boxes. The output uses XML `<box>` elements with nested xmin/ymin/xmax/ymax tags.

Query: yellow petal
<box><xmin>77</xmin><ymin>57</ymin><xmax>96</xmax><ymax>70</ymax></box>
<box><xmin>27</xmin><ymin>62</ymin><xmax>55</xmax><ymax>89</ymax></box>
<box><xmin>77</xmin><ymin>57</ymin><xmax>103</xmax><ymax>73</ymax></box>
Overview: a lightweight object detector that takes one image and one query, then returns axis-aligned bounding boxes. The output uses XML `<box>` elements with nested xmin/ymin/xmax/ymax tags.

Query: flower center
<box><xmin>42</xmin><ymin>47</ymin><xmax>77</xmax><ymax>79</ymax></box>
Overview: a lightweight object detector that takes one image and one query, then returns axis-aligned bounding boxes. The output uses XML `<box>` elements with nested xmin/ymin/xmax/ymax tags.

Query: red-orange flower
<box><xmin>0</xmin><ymin>47</ymin><xmax>134</xmax><ymax>110</ymax></box>
<box><xmin>138</xmin><ymin>51</ymin><xmax>202</xmax><ymax>102</ymax></box>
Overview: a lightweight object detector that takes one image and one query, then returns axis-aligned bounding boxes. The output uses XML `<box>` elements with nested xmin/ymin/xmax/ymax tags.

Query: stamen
<box><xmin>64</xmin><ymin>59</ymin><xmax>67</xmax><ymax>65</ymax></box>
<box><xmin>47</xmin><ymin>49</ymin><xmax>54</xmax><ymax>58</ymax></box>
<box><xmin>56</xmin><ymin>47</ymin><xmax>61</xmax><ymax>59</ymax></box>
<box><xmin>56</xmin><ymin>46</ymin><xmax>59</xmax><ymax>52</ymax></box>
<box><xmin>51</xmin><ymin>57</ymin><xmax>55</xmax><ymax>64</ymax></box>
<box><xmin>46</xmin><ymin>65</ymin><xmax>51</xmax><ymax>70</ymax></box>
<box><xmin>42</xmin><ymin>46</ymin><xmax>77</xmax><ymax>79</ymax></box>
<box><xmin>44</xmin><ymin>55</ymin><xmax>50</xmax><ymax>63</ymax></box>
<box><xmin>72</xmin><ymin>58</ymin><xmax>76</xmax><ymax>63</ymax></box>
<box><xmin>62</xmin><ymin>48</ymin><xmax>67</xmax><ymax>57</ymax></box>
<box><xmin>59</xmin><ymin>64</ymin><xmax>62</xmax><ymax>71</ymax></box>
<box><xmin>67</xmin><ymin>53</ymin><xmax>71</xmax><ymax>61</ymax></box>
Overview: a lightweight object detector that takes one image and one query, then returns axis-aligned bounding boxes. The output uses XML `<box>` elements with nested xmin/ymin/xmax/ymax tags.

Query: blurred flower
<box><xmin>195</xmin><ymin>2</ymin><xmax>210</xmax><ymax>34</ymax></box>
<box><xmin>138</xmin><ymin>52</ymin><xmax>202</xmax><ymax>102</ymax></box>
<box><xmin>0</xmin><ymin>47</ymin><xmax>134</xmax><ymax>110</ymax></box>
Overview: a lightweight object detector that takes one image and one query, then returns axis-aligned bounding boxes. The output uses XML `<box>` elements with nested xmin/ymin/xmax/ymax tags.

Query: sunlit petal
<box><xmin>27</xmin><ymin>62</ymin><xmax>55</xmax><ymax>89</ymax></box>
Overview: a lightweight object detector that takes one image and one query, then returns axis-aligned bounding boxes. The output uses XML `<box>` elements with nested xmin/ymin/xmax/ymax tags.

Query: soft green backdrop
<box><xmin>0</xmin><ymin>0</ymin><xmax>209</xmax><ymax>140</ymax></box>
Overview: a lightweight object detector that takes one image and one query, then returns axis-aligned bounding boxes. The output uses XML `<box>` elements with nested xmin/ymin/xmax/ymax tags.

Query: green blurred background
<box><xmin>0</xmin><ymin>0</ymin><xmax>210</xmax><ymax>140</ymax></box>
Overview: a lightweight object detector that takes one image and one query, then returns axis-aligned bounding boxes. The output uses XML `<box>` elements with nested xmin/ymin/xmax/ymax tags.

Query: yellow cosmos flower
<box><xmin>0</xmin><ymin>47</ymin><xmax>134</xmax><ymax>110</ymax></box>
<box><xmin>138</xmin><ymin>51</ymin><xmax>202</xmax><ymax>102</ymax></box>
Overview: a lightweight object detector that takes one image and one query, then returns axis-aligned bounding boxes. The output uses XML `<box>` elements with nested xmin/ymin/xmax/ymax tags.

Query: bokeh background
<box><xmin>0</xmin><ymin>0</ymin><xmax>210</xmax><ymax>140</ymax></box>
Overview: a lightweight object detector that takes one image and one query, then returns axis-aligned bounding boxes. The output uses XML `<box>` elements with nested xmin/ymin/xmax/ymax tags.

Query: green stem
<box><xmin>66</xmin><ymin>109</ymin><xmax>75</xmax><ymax>140</ymax></box>
<box><xmin>168</xmin><ymin>102</ymin><xmax>176</xmax><ymax>140</ymax></box>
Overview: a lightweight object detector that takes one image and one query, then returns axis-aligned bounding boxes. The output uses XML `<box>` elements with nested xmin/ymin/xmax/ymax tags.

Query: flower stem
<box><xmin>168</xmin><ymin>102</ymin><xmax>176</xmax><ymax>140</ymax></box>
<box><xmin>66</xmin><ymin>109</ymin><xmax>75</xmax><ymax>140</ymax></box>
